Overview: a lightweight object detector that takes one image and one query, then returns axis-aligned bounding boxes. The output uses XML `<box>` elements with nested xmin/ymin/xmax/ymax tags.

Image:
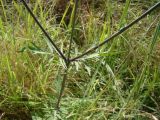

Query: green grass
<box><xmin>0</xmin><ymin>0</ymin><xmax>160</xmax><ymax>119</ymax></box>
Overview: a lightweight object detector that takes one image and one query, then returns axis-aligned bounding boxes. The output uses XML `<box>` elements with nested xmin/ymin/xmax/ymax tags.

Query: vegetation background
<box><xmin>0</xmin><ymin>0</ymin><xmax>160</xmax><ymax>119</ymax></box>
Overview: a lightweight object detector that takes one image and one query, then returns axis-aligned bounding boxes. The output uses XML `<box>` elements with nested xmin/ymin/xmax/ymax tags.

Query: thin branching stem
<box><xmin>70</xmin><ymin>1</ymin><xmax>160</xmax><ymax>62</ymax></box>
<box><xmin>20</xmin><ymin>0</ymin><xmax>67</xmax><ymax>62</ymax></box>
<box><xmin>56</xmin><ymin>0</ymin><xmax>79</xmax><ymax>109</ymax></box>
<box><xmin>20</xmin><ymin>0</ymin><xmax>160</xmax><ymax>110</ymax></box>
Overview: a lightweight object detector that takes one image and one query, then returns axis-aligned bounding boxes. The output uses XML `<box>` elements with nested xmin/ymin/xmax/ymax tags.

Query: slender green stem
<box><xmin>67</xmin><ymin>0</ymin><xmax>79</xmax><ymax>61</ymax></box>
<box><xmin>56</xmin><ymin>0</ymin><xmax>79</xmax><ymax>109</ymax></box>
<box><xmin>55</xmin><ymin>66</ymin><xmax>69</xmax><ymax>110</ymax></box>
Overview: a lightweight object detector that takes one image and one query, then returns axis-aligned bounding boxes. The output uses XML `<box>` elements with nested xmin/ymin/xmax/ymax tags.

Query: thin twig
<box><xmin>67</xmin><ymin>0</ymin><xmax>79</xmax><ymax>61</ymax></box>
<box><xmin>20</xmin><ymin>0</ymin><xmax>67</xmax><ymax>62</ymax></box>
<box><xmin>56</xmin><ymin>0</ymin><xmax>79</xmax><ymax>109</ymax></box>
<box><xmin>70</xmin><ymin>1</ymin><xmax>160</xmax><ymax>62</ymax></box>
<box><xmin>55</xmin><ymin>68</ymin><xmax>69</xmax><ymax>110</ymax></box>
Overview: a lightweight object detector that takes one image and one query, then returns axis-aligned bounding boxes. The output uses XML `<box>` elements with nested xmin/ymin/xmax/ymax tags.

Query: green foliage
<box><xmin>0</xmin><ymin>0</ymin><xmax>160</xmax><ymax>119</ymax></box>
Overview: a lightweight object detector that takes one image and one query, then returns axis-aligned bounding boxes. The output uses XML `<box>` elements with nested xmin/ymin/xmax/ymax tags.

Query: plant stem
<box><xmin>67</xmin><ymin>0</ymin><xmax>79</xmax><ymax>61</ymax></box>
<box><xmin>20</xmin><ymin>0</ymin><xmax>67</xmax><ymax>62</ymax></box>
<box><xmin>70</xmin><ymin>1</ymin><xmax>160</xmax><ymax>62</ymax></box>
<box><xmin>56</xmin><ymin>63</ymin><xmax>70</xmax><ymax>110</ymax></box>
<box><xmin>56</xmin><ymin>0</ymin><xmax>79</xmax><ymax>109</ymax></box>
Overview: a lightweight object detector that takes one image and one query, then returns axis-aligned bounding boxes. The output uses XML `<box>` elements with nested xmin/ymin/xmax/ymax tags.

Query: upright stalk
<box><xmin>55</xmin><ymin>64</ymin><xmax>69</xmax><ymax>110</ymax></box>
<box><xmin>56</xmin><ymin>0</ymin><xmax>79</xmax><ymax>110</ymax></box>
